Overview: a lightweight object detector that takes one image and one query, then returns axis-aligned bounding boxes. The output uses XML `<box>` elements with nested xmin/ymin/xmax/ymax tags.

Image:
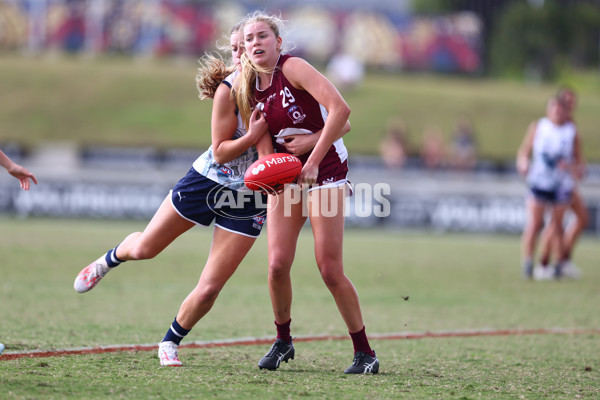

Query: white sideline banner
<box><xmin>1</xmin><ymin>182</ymin><xmax>598</xmax><ymax>235</ymax></box>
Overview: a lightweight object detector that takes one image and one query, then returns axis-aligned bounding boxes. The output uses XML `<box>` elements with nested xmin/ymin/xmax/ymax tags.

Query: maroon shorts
<box><xmin>288</xmin><ymin>142</ymin><xmax>348</xmax><ymax>186</ymax></box>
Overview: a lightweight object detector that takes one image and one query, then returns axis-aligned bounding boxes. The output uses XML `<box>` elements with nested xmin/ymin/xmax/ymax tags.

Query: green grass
<box><xmin>3</xmin><ymin>336</ymin><xmax>599</xmax><ymax>399</ymax></box>
<box><xmin>2</xmin><ymin>55</ymin><xmax>600</xmax><ymax>162</ymax></box>
<box><xmin>0</xmin><ymin>218</ymin><xmax>599</xmax><ymax>399</ymax></box>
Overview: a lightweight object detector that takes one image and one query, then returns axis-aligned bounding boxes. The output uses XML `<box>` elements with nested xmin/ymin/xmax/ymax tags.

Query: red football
<box><xmin>244</xmin><ymin>153</ymin><xmax>303</xmax><ymax>192</ymax></box>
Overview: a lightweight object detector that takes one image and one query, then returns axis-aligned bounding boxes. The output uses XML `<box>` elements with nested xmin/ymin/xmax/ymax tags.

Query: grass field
<box><xmin>1</xmin><ymin>218</ymin><xmax>599</xmax><ymax>399</ymax></box>
<box><xmin>2</xmin><ymin>55</ymin><xmax>600</xmax><ymax>162</ymax></box>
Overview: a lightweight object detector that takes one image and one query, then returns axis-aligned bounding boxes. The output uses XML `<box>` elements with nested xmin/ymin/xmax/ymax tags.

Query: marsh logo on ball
<box><xmin>251</xmin><ymin>164</ymin><xmax>266</xmax><ymax>175</ymax></box>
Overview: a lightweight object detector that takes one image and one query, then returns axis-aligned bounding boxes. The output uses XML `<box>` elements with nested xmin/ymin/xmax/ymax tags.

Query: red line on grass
<box><xmin>2</xmin><ymin>328</ymin><xmax>599</xmax><ymax>361</ymax></box>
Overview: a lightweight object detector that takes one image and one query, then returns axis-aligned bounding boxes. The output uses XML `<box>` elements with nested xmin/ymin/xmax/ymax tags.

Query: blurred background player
<box><xmin>516</xmin><ymin>96</ymin><xmax>581</xmax><ymax>280</ymax></box>
<box><xmin>0</xmin><ymin>148</ymin><xmax>38</xmax><ymax>190</ymax></box>
<box><xmin>73</xmin><ymin>23</ymin><xmax>272</xmax><ymax>366</ymax></box>
<box><xmin>236</xmin><ymin>11</ymin><xmax>379</xmax><ymax>374</ymax></box>
<box><xmin>537</xmin><ymin>86</ymin><xmax>587</xmax><ymax>279</ymax></box>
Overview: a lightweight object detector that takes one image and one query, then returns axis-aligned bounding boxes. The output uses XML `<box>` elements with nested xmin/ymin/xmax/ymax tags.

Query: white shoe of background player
<box><xmin>533</xmin><ymin>264</ymin><xmax>555</xmax><ymax>281</ymax></box>
<box><xmin>158</xmin><ymin>341</ymin><xmax>182</xmax><ymax>367</ymax></box>
<box><xmin>559</xmin><ymin>260</ymin><xmax>582</xmax><ymax>279</ymax></box>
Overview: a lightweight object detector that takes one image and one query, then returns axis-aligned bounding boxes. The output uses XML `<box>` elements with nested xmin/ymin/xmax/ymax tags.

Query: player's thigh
<box><xmin>137</xmin><ymin>195</ymin><xmax>196</xmax><ymax>254</ymax></box>
<box><xmin>550</xmin><ymin>203</ymin><xmax>569</xmax><ymax>225</ymax></box>
<box><xmin>199</xmin><ymin>226</ymin><xmax>257</xmax><ymax>286</ymax></box>
<box><xmin>266</xmin><ymin>191</ymin><xmax>306</xmax><ymax>267</ymax></box>
<box><xmin>307</xmin><ymin>187</ymin><xmax>345</xmax><ymax>265</ymax></box>
<box><xmin>526</xmin><ymin>197</ymin><xmax>546</xmax><ymax>227</ymax></box>
<box><xmin>570</xmin><ymin>190</ymin><xmax>588</xmax><ymax>220</ymax></box>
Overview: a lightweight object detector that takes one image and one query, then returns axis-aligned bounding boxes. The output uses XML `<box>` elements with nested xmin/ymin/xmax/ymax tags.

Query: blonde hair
<box><xmin>235</xmin><ymin>11</ymin><xmax>288</xmax><ymax>127</ymax></box>
<box><xmin>195</xmin><ymin>55</ymin><xmax>234</xmax><ymax>100</ymax></box>
<box><xmin>195</xmin><ymin>23</ymin><xmax>243</xmax><ymax>100</ymax></box>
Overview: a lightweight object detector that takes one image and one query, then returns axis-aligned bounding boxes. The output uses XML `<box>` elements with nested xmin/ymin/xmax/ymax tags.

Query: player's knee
<box><xmin>320</xmin><ymin>270</ymin><xmax>344</xmax><ymax>288</ymax></box>
<box><xmin>317</xmin><ymin>259</ymin><xmax>344</xmax><ymax>287</ymax></box>
<box><xmin>268</xmin><ymin>256</ymin><xmax>292</xmax><ymax>281</ymax></box>
<box><xmin>529</xmin><ymin>219</ymin><xmax>544</xmax><ymax>234</ymax></box>
<box><xmin>195</xmin><ymin>283</ymin><xmax>221</xmax><ymax>304</ymax></box>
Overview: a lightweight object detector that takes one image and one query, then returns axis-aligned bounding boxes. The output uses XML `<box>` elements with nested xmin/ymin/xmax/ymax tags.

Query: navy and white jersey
<box><xmin>192</xmin><ymin>71</ymin><xmax>258</xmax><ymax>191</ymax></box>
<box><xmin>527</xmin><ymin>117</ymin><xmax>576</xmax><ymax>192</ymax></box>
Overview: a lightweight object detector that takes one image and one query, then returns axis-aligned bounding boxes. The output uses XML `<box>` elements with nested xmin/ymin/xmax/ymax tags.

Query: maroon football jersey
<box><xmin>253</xmin><ymin>54</ymin><xmax>348</xmax><ymax>185</ymax></box>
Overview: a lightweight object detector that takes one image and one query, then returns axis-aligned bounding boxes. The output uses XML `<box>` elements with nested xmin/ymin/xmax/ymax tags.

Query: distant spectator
<box><xmin>380</xmin><ymin>117</ymin><xmax>409</xmax><ymax>169</ymax></box>
<box><xmin>0</xmin><ymin>149</ymin><xmax>37</xmax><ymax>190</ymax></box>
<box><xmin>450</xmin><ymin>116</ymin><xmax>477</xmax><ymax>170</ymax></box>
<box><xmin>420</xmin><ymin>126</ymin><xmax>446</xmax><ymax>169</ymax></box>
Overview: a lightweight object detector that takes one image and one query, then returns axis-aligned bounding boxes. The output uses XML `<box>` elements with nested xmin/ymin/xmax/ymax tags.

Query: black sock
<box><xmin>162</xmin><ymin>317</ymin><xmax>191</xmax><ymax>345</ymax></box>
<box><xmin>105</xmin><ymin>245</ymin><xmax>125</xmax><ymax>268</ymax></box>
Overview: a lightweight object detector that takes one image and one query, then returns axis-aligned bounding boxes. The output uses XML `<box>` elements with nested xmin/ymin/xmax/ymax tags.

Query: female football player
<box><xmin>236</xmin><ymin>11</ymin><xmax>379</xmax><ymax>374</ymax></box>
<box><xmin>537</xmin><ymin>86</ymin><xmax>587</xmax><ymax>279</ymax></box>
<box><xmin>517</xmin><ymin>96</ymin><xmax>581</xmax><ymax>280</ymax></box>
<box><xmin>73</xmin><ymin>23</ymin><xmax>273</xmax><ymax>366</ymax></box>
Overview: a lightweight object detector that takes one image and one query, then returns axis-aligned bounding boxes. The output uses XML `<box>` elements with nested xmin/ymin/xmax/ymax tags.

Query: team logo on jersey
<box><xmin>287</xmin><ymin>105</ymin><xmax>306</xmax><ymax>124</ymax></box>
<box><xmin>220</xmin><ymin>166</ymin><xmax>233</xmax><ymax>175</ymax></box>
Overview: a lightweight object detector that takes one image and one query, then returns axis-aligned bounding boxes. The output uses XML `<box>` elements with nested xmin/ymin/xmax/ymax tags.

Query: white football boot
<box><xmin>74</xmin><ymin>257</ymin><xmax>111</xmax><ymax>293</ymax></box>
<box><xmin>559</xmin><ymin>260</ymin><xmax>582</xmax><ymax>279</ymax></box>
<box><xmin>533</xmin><ymin>264</ymin><xmax>555</xmax><ymax>281</ymax></box>
<box><xmin>158</xmin><ymin>341</ymin><xmax>182</xmax><ymax>367</ymax></box>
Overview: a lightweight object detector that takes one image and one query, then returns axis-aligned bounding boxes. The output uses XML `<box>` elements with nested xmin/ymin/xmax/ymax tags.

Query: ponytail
<box><xmin>196</xmin><ymin>53</ymin><xmax>235</xmax><ymax>100</ymax></box>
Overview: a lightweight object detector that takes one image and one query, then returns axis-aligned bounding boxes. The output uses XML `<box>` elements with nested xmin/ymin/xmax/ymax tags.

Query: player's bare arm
<box><xmin>516</xmin><ymin>121</ymin><xmax>537</xmax><ymax>176</ymax></box>
<box><xmin>211</xmin><ymin>84</ymin><xmax>268</xmax><ymax>164</ymax></box>
<box><xmin>282</xmin><ymin>57</ymin><xmax>350</xmax><ymax>182</ymax></box>
<box><xmin>572</xmin><ymin>130</ymin><xmax>585</xmax><ymax>180</ymax></box>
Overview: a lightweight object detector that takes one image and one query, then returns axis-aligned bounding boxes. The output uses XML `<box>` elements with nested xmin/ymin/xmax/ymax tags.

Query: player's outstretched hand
<box><xmin>8</xmin><ymin>164</ymin><xmax>38</xmax><ymax>191</ymax></box>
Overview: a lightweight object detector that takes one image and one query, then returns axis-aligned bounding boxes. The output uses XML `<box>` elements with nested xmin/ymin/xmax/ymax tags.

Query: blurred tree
<box><xmin>413</xmin><ymin>0</ymin><xmax>600</xmax><ymax>80</ymax></box>
<box><xmin>564</xmin><ymin>2</ymin><xmax>600</xmax><ymax>69</ymax></box>
<box><xmin>412</xmin><ymin>0</ymin><xmax>462</xmax><ymax>13</ymax></box>
<box><xmin>489</xmin><ymin>0</ymin><xmax>600</xmax><ymax>80</ymax></box>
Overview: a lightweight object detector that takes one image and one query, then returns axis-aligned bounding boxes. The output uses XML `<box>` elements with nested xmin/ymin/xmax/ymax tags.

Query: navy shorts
<box><xmin>530</xmin><ymin>186</ymin><xmax>572</xmax><ymax>205</ymax></box>
<box><xmin>171</xmin><ymin>168</ymin><xmax>267</xmax><ymax>237</ymax></box>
